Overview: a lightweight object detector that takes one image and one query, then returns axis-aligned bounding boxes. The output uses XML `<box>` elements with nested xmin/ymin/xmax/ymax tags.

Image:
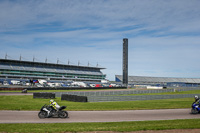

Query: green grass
<box><xmin>0</xmin><ymin>91</ymin><xmax>199</xmax><ymax>133</ymax></box>
<box><xmin>0</xmin><ymin>119</ymin><xmax>200</xmax><ymax>132</ymax></box>
<box><xmin>0</xmin><ymin>95</ymin><xmax>194</xmax><ymax>110</ymax></box>
<box><xmin>1</xmin><ymin>88</ymin><xmax>199</xmax><ymax>110</ymax></box>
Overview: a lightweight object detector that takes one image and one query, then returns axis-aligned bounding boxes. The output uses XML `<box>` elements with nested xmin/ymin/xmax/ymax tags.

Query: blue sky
<box><xmin>0</xmin><ymin>0</ymin><xmax>200</xmax><ymax>80</ymax></box>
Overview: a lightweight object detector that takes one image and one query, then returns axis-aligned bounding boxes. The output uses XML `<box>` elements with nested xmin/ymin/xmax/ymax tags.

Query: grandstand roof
<box><xmin>115</xmin><ymin>75</ymin><xmax>200</xmax><ymax>84</ymax></box>
<box><xmin>0</xmin><ymin>59</ymin><xmax>105</xmax><ymax>70</ymax></box>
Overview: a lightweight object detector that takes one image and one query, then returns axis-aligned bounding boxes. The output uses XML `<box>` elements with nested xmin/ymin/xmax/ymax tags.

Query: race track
<box><xmin>0</xmin><ymin>109</ymin><xmax>199</xmax><ymax>123</ymax></box>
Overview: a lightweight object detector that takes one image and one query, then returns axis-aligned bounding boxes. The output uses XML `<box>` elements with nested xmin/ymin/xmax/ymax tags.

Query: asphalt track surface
<box><xmin>0</xmin><ymin>109</ymin><xmax>199</xmax><ymax>123</ymax></box>
<box><xmin>0</xmin><ymin>92</ymin><xmax>199</xmax><ymax>124</ymax></box>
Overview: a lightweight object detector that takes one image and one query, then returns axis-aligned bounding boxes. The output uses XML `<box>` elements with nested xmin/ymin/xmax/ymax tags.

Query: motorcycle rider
<box><xmin>48</xmin><ymin>99</ymin><xmax>60</xmax><ymax>116</ymax></box>
<box><xmin>194</xmin><ymin>95</ymin><xmax>200</xmax><ymax>104</ymax></box>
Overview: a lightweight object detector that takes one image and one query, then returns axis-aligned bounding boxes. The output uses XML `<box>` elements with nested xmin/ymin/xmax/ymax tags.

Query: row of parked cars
<box><xmin>0</xmin><ymin>80</ymin><xmax>30</xmax><ymax>86</ymax></box>
<box><xmin>0</xmin><ymin>79</ymin><xmax>122</xmax><ymax>88</ymax></box>
<box><xmin>34</xmin><ymin>82</ymin><xmax>122</xmax><ymax>88</ymax></box>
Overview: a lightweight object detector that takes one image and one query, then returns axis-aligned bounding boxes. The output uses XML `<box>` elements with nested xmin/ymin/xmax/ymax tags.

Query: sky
<box><xmin>0</xmin><ymin>0</ymin><xmax>200</xmax><ymax>81</ymax></box>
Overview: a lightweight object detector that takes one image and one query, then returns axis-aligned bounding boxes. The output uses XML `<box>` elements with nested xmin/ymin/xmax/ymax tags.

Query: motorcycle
<box><xmin>191</xmin><ymin>102</ymin><xmax>200</xmax><ymax>114</ymax></box>
<box><xmin>38</xmin><ymin>104</ymin><xmax>68</xmax><ymax>118</ymax></box>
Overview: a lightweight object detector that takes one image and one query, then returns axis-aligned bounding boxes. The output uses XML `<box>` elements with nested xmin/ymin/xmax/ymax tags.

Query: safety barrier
<box><xmin>61</xmin><ymin>94</ymin><xmax>88</xmax><ymax>102</ymax></box>
<box><xmin>33</xmin><ymin>93</ymin><xmax>55</xmax><ymax>99</ymax></box>
<box><xmin>52</xmin><ymin>87</ymin><xmax>200</xmax><ymax>102</ymax></box>
<box><xmin>55</xmin><ymin>89</ymin><xmax>175</xmax><ymax>97</ymax></box>
<box><xmin>87</xmin><ymin>94</ymin><xmax>199</xmax><ymax>102</ymax></box>
<box><xmin>55</xmin><ymin>88</ymin><xmax>200</xmax><ymax>97</ymax></box>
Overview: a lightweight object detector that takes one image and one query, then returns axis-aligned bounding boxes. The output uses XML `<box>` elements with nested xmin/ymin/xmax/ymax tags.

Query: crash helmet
<box><xmin>49</xmin><ymin>99</ymin><xmax>54</xmax><ymax>104</ymax></box>
<box><xmin>195</xmin><ymin>95</ymin><xmax>199</xmax><ymax>100</ymax></box>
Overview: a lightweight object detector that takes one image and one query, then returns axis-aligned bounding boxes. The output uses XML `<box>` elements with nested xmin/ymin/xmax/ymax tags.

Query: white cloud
<box><xmin>0</xmin><ymin>0</ymin><xmax>200</xmax><ymax>80</ymax></box>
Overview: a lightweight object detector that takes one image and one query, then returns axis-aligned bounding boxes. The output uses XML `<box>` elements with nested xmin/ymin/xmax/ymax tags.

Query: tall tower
<box><xmin>123</xmin><ymin>38</ymin><xmax>128</xmax><ymax>87</ymax></box>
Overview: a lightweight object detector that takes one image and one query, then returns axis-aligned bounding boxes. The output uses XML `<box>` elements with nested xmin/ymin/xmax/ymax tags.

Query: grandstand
<box><xmin>0</xmin><ymin>59</ymin><xmax>106</xmax><ymax>82</ymax></box>
<box><xmin>115</xmin><ymin>75</ymin><xmax>200</xmax><ymax>87</ymax></box>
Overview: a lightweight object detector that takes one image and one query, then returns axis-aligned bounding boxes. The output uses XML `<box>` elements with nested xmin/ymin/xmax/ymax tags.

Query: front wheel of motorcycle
<box><xmin>38</xmin><ymin>111</ymin><xmax>47</xmax><ymax>119</ymax></box>
<box><xmin>191</xmin><ymin>108</ymin><xmax>198</xmax><ymax>114</ymax></box>
<box><xmin>58</xmin><ymin>111</ymin><xmax>68</xmax><ymax>118</ymax></box>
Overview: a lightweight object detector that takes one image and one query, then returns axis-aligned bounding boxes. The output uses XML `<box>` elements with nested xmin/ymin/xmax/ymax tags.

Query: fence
<box><xmin>87</xmin><ymin>94</ymin><xmax>199</xmax><ymax>102</ymax></box>
<box><xmin>54</xmin><ymin>87</ymin><xmax>200</xmax><ymax>102</ymax></box>
<box><xmin>55</xmin><ymin>89</ymin><xmax>175</xmax><ymax>97</ymax></box>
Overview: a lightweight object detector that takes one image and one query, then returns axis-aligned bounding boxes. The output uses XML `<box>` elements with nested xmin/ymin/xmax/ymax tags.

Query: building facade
<box><xmin>0</xmin><ymin>59</ymin><xmax>106</xmax><ymax>82</ymax></box>
<box><xmin>116</xmin><ymin>75</ymin><xmax>200</xmax><ymax>87</ymax></box>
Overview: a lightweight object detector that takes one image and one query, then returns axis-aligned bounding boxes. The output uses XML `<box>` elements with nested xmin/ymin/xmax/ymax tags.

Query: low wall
<box><xmin>55</xmin><ymin>89</ymin><xmax>175</xmax><ymax>97</ymax></box>
<box><xmin>54</xmin><ymin>87</ymin><xmax>200</xmax><ymax>97</ymax></box>
<box><xmin>33</xmin><ymin>93</ymin><xmax>55</xmax><ymax>99</ymax></box>
<box><xmin>61</xmin><ymin>94</ymin><xmax>88</xmax><ymax>102</ymax></box>
<box><xmin>54</xmin><ymin>88</ymin><xmax>200</xmax><ymax>102</ymax></box>
<box><xmin>87</xmin><ymin>94</ymin><xmax>199</xmax><ymax>102</ymax></box>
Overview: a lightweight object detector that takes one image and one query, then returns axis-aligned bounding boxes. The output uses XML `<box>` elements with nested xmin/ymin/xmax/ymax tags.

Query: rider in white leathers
<box><xmin>47</xmin><ymin>99</ymin><xmax>60</xmax><ymax>116</ymax></box>
<box><xmin>49</xmin><ymin>99</ymin><xmax>60</xmax><ymax>110</ymax></box>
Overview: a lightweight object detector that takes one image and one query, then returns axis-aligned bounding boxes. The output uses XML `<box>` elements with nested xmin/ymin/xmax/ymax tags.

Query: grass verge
<box><xmin>0</xmin><ymin>95</ymin><xmax>193</xmax><ymax>110</ymax></box>
<box><xmin>0</xmin><ymin>119</ymin><xmax>200</xmax><ymax>132</ymax></box>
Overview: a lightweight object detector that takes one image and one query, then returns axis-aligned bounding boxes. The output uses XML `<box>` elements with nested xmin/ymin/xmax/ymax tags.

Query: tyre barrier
<box><xmin>61</xmin><ymin>94</ymin><xmax>88</xmax><ymax>102</ymax></box>
<box><xmin>33</xmin><ymin>93</ymin><xmax>55</xmax><ymax>99</ymax></box>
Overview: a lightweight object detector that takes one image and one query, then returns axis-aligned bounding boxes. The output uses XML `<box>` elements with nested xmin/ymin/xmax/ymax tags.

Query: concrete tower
<box><xmin>123</xmin><ymin>38</ymin><xmax>128</xmax><ymax>87</ymax></box>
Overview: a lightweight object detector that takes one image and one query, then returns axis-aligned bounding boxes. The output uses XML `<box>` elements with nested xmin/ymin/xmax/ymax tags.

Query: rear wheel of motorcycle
<box><xmin>58</xmin><ymin>111</ymin><xmax>68</xmax><ymax>118</ymax></box>
<box><xmin>38</xmin><ymin>111</ymin><xmax>47</xmax><ymax>118</ymax></box>
<box><xmin>191</xmin><ymin>108</ymin><xmax>198</xmax><ymax>114</ymax></box>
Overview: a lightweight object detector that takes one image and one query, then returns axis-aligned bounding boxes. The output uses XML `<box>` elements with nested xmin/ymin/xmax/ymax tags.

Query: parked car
<box><xmin>35</xmin><ymin>83</ymin><xmax>43</xmax><ymax>87</ymax></box>
<box><xmin>95</xmin><ymin>84</ymin><xmax>102</xmax><ymax>87</ymax></box>
<box><xmin>3</xmin><ymin>81</ymin><xmax>9</xmax><ymax>86</ymax></box>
